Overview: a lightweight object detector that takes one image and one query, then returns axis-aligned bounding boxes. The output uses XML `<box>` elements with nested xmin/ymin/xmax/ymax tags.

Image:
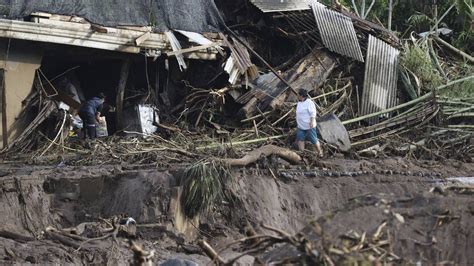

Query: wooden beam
<box><xmin>116</xmin><ymin>60</ymin><xmax>131</xmax><ymax>131</ymax></box>
<box><xmin>165</xmin><ymin>42</ymin><xmax>220</xmax><ymax>56</ymax></box>
<box><xmin>135</xmin><ymin>32</ymin><xmax>152</xmax><ymax>46</ymax></box>
<box><xmin>0</xmin><ymin>18</ymin><xmax>222</xmax><ymax>58</ymax></box>
<box><xmin>0</xmin><ymin>18</ymin><xmax>168</xmax><ymax>54</ymax></box>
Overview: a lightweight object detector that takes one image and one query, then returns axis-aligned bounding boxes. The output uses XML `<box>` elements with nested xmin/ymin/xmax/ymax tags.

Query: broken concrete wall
<box><xmin>0</xmin><ymin>40</ymin><xmax>43</xmax><ymax>148</ymax></box>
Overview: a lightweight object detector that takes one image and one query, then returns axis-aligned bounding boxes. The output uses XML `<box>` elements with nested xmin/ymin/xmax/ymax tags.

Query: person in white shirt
<box><xmin>295</xmin><ymin>89</ymin><xmax>323</xmax><ymax>157</ymax></box>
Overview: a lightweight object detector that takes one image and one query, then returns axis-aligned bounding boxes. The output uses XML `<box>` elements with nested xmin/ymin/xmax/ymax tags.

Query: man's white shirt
<box><xmin>296</xmin><ymin>98</ymin><xmax>317</xmax><ymax>130</ymax></box>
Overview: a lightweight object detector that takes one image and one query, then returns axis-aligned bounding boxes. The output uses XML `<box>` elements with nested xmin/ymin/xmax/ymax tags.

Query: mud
<box><xmin>0</xmin><ymin>158</ymin><xmax>473</xmax><ymax>264</ymax></box>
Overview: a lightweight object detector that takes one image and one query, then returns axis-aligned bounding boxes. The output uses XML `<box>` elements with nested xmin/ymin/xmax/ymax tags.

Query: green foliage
<box><xmin>454</xmin><ymin>31</ymin><xmax>474</xmax><ymax>53</ymax></box>
<box><xmin>401</xmin><ymin>41</ymin><xmax>443</xmax><ymax>91</ymax></box>
<box><xmin>319</xmin><ymin>0</ymin><xmax>389</xmax><ymax>20</ymax></box>
<box><xmin>454</xmin><ymin>0</ymin><xmax>473</xmax><ymax>30</ymax></box>
<box><xmin>407</xmin><ymin>13</ymin><xmax>434</xmax><ymax>32</ymax></box>
<box><xmin>179</xmin><ymin>159</ymin><xmax>231</xmax><ymax>218</ymax></box>
<box><xmin>442</xmin><ymin>80</ymin><xmax>474</xmax><ymax>99</ymax></box>
<box><xmin>441</xmin><ymin>66</ymin><xmax>474</xmax><ymax>99</ymax></box>
<box><xmin>319</xmin><ymin>0</ymin><xmax>473</xmax><ymax>55</ymax></box>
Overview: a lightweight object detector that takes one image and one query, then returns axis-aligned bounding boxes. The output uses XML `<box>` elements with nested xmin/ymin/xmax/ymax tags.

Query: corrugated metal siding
<box><xmin>311</xmin><ymin>2</ymin><xmax>364</xmax><ymax>62</ymax></box>
<box><xmin>361</xmin><ymin>35</ymin><xmax>400</xmax><ymax>120</ymax></box>
<box><xmin>250</xmin><ymin>0</ymin><xmax>311</xmax><ymax>13</ymax></box>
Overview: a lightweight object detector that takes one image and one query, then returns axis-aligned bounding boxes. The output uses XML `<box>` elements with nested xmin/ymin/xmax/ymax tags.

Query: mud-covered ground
<box><xmin>0</xmin><ymin>157</ymin><xmax>472</xmax><ymax>265</ymax></box>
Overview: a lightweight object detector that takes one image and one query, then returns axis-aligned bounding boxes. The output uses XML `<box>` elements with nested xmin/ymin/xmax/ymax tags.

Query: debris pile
<box><xmin>0</xmin><ymin>0</ymin><xmax>471</xmax><ymax>164</ymax></box>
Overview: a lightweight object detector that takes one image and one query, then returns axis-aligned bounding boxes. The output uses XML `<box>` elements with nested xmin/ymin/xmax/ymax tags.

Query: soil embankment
<box><xmin>0</xmin><ymin>158</ymin><xmax>472</xmax><ymax>264</ymax></box>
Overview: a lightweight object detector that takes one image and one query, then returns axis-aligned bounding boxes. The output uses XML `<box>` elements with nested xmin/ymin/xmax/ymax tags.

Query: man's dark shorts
<box><xmin>296</xmin><ymin>128</ymin><xmax>318</xmax><ymax>144</ymax></box>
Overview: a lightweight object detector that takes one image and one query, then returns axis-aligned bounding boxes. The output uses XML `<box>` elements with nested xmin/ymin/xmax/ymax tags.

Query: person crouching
<box><xmin>295</xmin><ymin>89</ymin><xmax>323</xmax><ymax>157</ymax></box>
<box><xmin>79</xmin><ymin>93</ymin><xmax>106</xmax><ymax>139</ymax></box>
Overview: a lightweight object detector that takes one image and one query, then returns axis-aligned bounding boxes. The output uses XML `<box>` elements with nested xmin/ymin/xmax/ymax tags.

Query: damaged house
<box><xmin>0</xmin><ymin>0</ymin><xmax>471</xmax><ymax>159</ymax></box>
<box><xmin>0</xmin><ymin>0</ymin><xmax>404</xmax><ymax>152</ymax></box>
<box><xmin>0</xmin><ymin>0</ymin><xmax>234</xmax><ymax>150</ymax></box>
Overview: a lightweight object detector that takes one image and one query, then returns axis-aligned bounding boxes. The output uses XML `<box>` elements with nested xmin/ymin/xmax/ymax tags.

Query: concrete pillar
<box><xmin>0</xmin><ymin>40</ymin><xmax>43</xmax><ymax>148</ymax></box>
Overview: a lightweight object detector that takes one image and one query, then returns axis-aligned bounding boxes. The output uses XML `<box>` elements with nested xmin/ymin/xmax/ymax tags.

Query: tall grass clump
<box><xmin>401</xmin><ymin>41</ymin><xmax>443</xmax><ymax>92</ymax></box>
<box><xmin>179</xmin><ymin>159</ymin><xmax>231</xmax><ymax>218</ymax></box>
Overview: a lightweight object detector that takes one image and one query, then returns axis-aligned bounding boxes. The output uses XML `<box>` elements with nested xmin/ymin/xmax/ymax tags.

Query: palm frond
<box><xmin>179</xmin><ymin>159</ymin><xmax>231</xmax><ymax>218</ymax></box>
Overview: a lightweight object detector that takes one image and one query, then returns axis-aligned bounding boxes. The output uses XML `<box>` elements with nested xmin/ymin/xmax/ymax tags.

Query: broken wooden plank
<box><xmin>135</xmin><ymin>32</ymin><xmax>152</xmax><ymax>46</ymax></box>
<box><xmin>166</xmin><ymin>42</ymin><xmax>221</xmax><ymax>56</ymax></box>
<box><xmin>37</xmin><ymin>71</ymin><xmax>81</xmax><ymax>110</ymax></box>
<box><xmin>0</xmin><ymin>18</ymin><xmax>168</xmax><ymax>54</ymax></box>
<box><xmin>239</xmin><ymin>49</ymin><xmax>336</xmax><ymax>118</ymax></box>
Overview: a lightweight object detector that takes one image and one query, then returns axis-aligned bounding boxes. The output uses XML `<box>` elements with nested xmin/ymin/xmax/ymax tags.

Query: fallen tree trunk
<box><xmin>222</xmin><ymin>144</ymin><xmax>302</xmax><ymax>166</ymax></box>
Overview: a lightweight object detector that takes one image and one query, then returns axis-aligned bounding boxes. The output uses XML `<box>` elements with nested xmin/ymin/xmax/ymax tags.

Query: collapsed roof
<box><xmin>0</xmin><ymin>0</ymin><xmax>225</xmax><ymax>32</ymax></box>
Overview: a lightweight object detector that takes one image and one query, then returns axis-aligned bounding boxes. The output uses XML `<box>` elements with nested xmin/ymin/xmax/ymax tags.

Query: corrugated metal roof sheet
<box><xmin>311</xmin><ymin>2</ymin><xmax>364</xmax><ymax>62</ymax></box>
<box><xmin>360</xmin><ymin>35</ymin><xmax>400</xmax><ymax>120</ymax></box>
<box><xmin>250</xmin><ymin>0</ymin><xmax>312</xmax><ymax>13</ymax></box>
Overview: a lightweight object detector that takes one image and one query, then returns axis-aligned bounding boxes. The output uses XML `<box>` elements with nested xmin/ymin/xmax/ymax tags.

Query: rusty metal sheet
<box><xmin>250</xmin><ymin>0</ymin><xmax>312</xmax><ymax>13</ymax></box>
<box><xmin>311</xmin><ymin>2</ymin><xmax>364</xmax><ymax>62</ymax></box>
<box><xmin>360</xmin><ymin>35</ymin><xmax>400</xmax><ymax>120</ymax></box>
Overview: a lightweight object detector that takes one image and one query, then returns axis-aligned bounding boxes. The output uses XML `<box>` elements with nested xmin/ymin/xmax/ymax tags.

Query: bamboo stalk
<box><xmin>37</xmin><ymin>111</ymin><xmax>67</xmax><ymax>157</ymax></box>
<box><xmin>447</xmin><ymin>112</ymin><xmax>474</xmax><ymax>119</ymax></box>
<box><xmin>437</xmin><ymin>100</ymin><xmax>474</xmax><ymax>106</ymax></box>
<box><xmin>312</xmin><ymin>83</ymin><xmax>350</xmax><ymax>101</ymax></box>
<box><xmin>240</xmin><ymin>111</ymin><xmax>272</xmax><ymax>123</ymax></box>
<box><xmin>196</xmin><ymin>135</ymin><xmax>286</xmax><ymax>150</ymax></box>
<box><xmin>428</xmin><ymin>39</ymin><xmax>447</xmax><ymax>80</ymax></box>
<box><xmin>447</xmin><ymin>125</ymin><xmax>474</xmax><ymax>129</ymax></box>
<box><xmin>272</xmin><ymin>107</ymin><xmax>294</xmax><ymax>126</ymax></box>
<box><xmin>432</xmin><ymin>35</ymin><xmax>474</xmax><ymax>64</ymax></box>
<box><xmin>343</xmin><ymin>76</ymin><xmax>474</xmax><ymax>125</ymax></box>
<box><xmin>253</xmin><ymin>120</ymin><xmax>259</xmax><ymax>138</ymax></box>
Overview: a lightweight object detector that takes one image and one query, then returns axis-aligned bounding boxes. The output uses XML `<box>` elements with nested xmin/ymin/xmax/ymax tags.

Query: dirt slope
<box><xmin>0</xmin><ymin>158</ymin><xmax>472</xmax><ymax>264</ymax></box>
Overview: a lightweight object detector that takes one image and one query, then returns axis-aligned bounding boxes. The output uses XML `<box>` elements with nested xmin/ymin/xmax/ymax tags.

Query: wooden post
<box><xmin>1</xmin><ymin>70</ymin><xmax>6</xmax><ymax>148</ymax></box>
<box><xmin>116</xmin><ymin>60</ymin><xmax>131</xmax><ymax>131</ymax></box>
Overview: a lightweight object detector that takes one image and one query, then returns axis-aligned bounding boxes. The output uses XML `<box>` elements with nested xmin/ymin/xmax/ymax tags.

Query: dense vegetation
<box><xmin>321</xmin><ymin>0</ymin><xmax>473</xmax><ymax>52</ymax></box>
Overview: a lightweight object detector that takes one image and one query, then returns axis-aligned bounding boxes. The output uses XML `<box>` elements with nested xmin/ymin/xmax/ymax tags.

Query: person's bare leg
<box><xmin>315</xmin><ymin>141</ymin><xmax>323</xmax><ymax>157</ymax></box>
<box><xmin>297</xmin><ymin>141</ymin><xmax>305</xmax><ymax>151</ymax></box>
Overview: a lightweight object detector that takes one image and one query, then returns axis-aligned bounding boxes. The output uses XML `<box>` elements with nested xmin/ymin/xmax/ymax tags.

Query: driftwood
<box><xmin>0</xmin><ymin>230</ymin><xmax>35</xmax><ymax>243</ymax></box>
<box><xmin>130</xmin><ymin>241</ymin><xmax>155</xmax><ymax>266</ymax></box>
<box><xmin>221</xmin><ymin>145</ymin><xmax>302</xmax><ymax>166</ymax></box>
<box><xmin>198</xmin><ymin>240</ymin><xmax>225</xmax><ymax>265</ymax></box>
